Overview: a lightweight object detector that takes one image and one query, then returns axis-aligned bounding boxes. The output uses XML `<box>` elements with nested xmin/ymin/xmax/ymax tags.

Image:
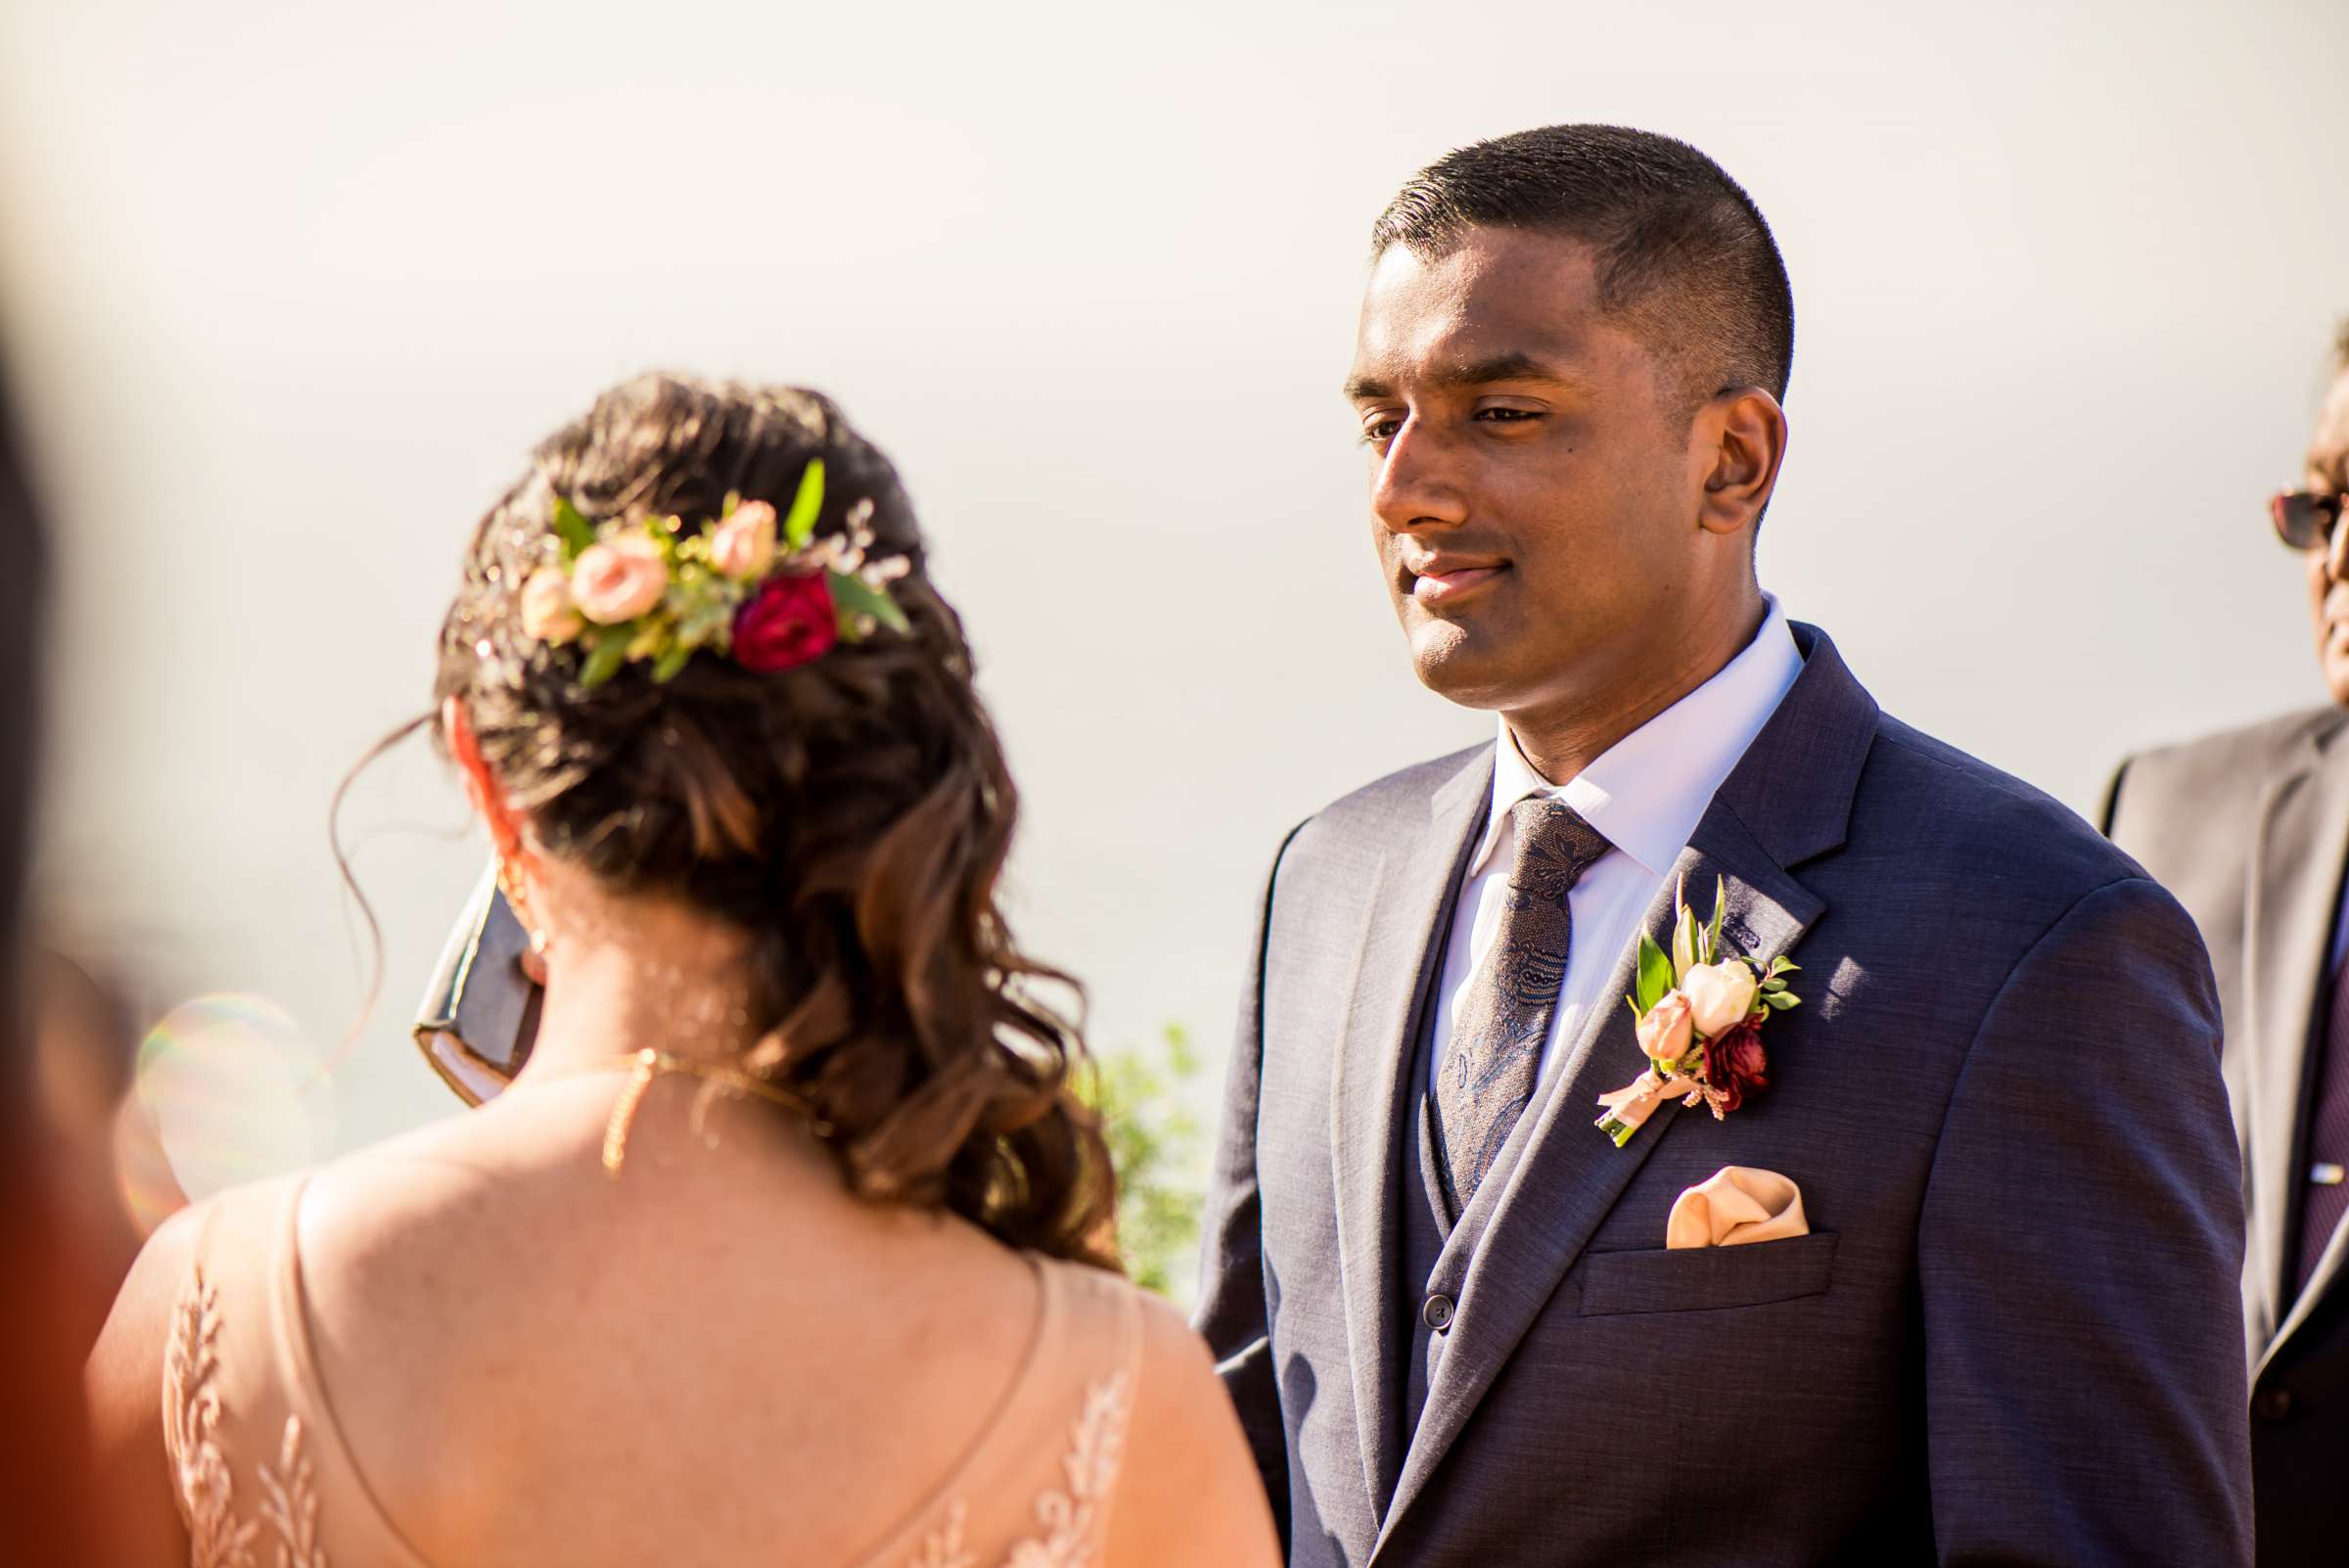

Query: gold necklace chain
<box><xmin>529</xmin><ymin>1047</ymin><xmax>823</xmax><ymax>1178</ymax></box>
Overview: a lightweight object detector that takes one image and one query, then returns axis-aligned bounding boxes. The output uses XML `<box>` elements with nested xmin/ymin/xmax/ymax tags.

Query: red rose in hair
<box><xmin>1706</xmin><ymin>1022</ymin><xmax>1770</xmax><ymax>1114</ymax></box>
<box><xmin>732</xmin><ymin>573</ymin><xmax>838</xmax><ymax>672</ymax></box>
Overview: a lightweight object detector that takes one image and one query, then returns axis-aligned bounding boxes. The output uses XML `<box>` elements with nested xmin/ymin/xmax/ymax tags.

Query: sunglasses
<box><xmin>413</xmin><ymin>866</ymin><xmax>539</xmax><ymax>1105</ymax></box>
<box><xmin>2274</xmin><ymin>489</ymin><xmax>2348</xmax><ymax>550</ymax></box>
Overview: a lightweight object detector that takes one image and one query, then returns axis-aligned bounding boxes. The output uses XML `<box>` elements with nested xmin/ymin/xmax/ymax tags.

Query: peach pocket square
<box><xmin>1665</xmin><ymin>1165</ymin><xmax>1809</xmax><ymax>1249</ymax></box>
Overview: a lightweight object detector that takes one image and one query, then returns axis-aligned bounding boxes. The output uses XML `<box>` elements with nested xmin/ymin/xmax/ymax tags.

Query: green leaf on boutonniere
<box><xmin>781</xmin><ymin>457</ymin><xmax>826</xmax><ymax>550</ymax></box>
<box><xmin>1763</xmin><ymin>991</ymin><xmax>1801</xmax><ymax>1010</ymax></box>
<box><xmin>1672</xmin><ymin>901</ymin><xmax>1698</xmax><ymax>981</ymax></box>
<box><xmin>828</xmin><ymin>569</ymin><xmax>910</xmax><ymax>635</ymax></box>
<box><xmin>1635</xmin><ymin>933</ymin><xmax>1675</xmax><ymax>1014</ymax></box>
<box><xmin>551</xmin><ymin>496</ymin><xmax>597</xmax><ymax>562</ymax></box>
<box><xmin>577</xmin><ymin>630</ymin><xmax>629</xmax><ymax>690</ymax></box>
<box><xmin>650</xmin><ymin>640</ymin><xmax>693</xmax><ymax>683</ymax></box>
<box><xmin>1707</xmin><ymin>876</ymin><xmax>1727</xmax><ymax>959</ymax></box>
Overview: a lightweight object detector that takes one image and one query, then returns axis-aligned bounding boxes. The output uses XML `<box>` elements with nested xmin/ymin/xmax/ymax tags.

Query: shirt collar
<box><xmin>1473</xmin><ymin>595</ymin><xmax>1804</xmax><ymax>880</ymax></box>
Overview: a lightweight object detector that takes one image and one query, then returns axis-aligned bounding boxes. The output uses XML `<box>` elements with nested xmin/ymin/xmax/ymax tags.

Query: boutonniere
<box><xmin>1595</xmin><ymin>876</ymin><xmax>1800</xmax><ymax>1149</ymax></box>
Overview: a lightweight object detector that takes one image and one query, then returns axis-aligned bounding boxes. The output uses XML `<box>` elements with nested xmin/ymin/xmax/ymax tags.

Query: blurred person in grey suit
<box><xmin>2103</xmin><ymin>321</ymin><xmax>2349</xmax><ymax>1567</ymax></box>
<box><xmin>1193</xmin><ymin>124</ymin><xmax>2253</xmax><ymax>1566</ymax></box>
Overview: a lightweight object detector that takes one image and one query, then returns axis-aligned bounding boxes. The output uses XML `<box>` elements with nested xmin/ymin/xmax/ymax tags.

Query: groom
<box><xmin>1194</xmin><ymin>124</ymin><xmax>2253</xmax><ymax>1566</ymax></box>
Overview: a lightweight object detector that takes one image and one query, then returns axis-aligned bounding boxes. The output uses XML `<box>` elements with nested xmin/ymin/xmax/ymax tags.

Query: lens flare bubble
<box><xmin>112</xmin><ymin>1092</ymin><xmax>185</xmax><ymax>1236</ymax></box>
<box><xmin>119</xmin><ymin>993</ymin><xmax>337</xmax><ymax>1222</ymax></box>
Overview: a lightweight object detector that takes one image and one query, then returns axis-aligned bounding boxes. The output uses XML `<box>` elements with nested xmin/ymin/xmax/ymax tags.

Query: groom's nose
<box><xmin>1371</xmin><ymin>421</ymin><xmax>1471</xmax><ymax>533</ymax></box>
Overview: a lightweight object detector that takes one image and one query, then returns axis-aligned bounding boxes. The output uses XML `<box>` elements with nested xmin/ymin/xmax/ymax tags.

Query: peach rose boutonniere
<box><xmin>1595</xmin><ymin>876</ymin><xmax>1800</xmax><ymax>1148</ymax></box>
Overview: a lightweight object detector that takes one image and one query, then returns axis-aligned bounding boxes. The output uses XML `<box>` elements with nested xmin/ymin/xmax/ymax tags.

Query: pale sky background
<box><xmin>2</xmin><ymin>0</ymin><xmax>2344</xmax><ymax>1187</ymax></box>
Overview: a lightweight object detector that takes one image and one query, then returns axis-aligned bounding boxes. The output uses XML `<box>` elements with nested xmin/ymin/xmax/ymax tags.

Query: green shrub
<box><xmin>1082</xmin><ymin>1025</ymin><xmax>1208</xmax><ymax>1302</ymax></box>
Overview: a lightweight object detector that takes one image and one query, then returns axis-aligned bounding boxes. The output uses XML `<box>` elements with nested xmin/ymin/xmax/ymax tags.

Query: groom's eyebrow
<box><xmin>1440</xmin><ymin>351</ymin><xmax>1573</xmax><ymax>388</ymax></box>
<box><xmin>1344</xmin><ymin>351</ymin><xmax>1577</xmax><ymax>401</ymax></box>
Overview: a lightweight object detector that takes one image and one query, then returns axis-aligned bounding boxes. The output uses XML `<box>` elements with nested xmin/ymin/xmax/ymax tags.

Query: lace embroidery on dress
<box><xmin>164</xmin><ymin>1263</ymin><xmax>333</xmax><ymax>1568</ymax></box>
<box><xmin>907</xmin><ymin>1368</ymin><xmax>1133</xmax><ymax>1568</ymax></box>
<box><xmin>907</xmin><ymin>1500</ymin><xmax>976</xmax><ymax>1568</ymax></box>
<box><xmin>167</xmin><ymin>1270</ymin><xmax>259</xmax><ymax>1568</ymax></box>
<box><xmin>256</xmin><ymin>1417</ymin><xmax>330</xmax><ymax>1568</ymax></box>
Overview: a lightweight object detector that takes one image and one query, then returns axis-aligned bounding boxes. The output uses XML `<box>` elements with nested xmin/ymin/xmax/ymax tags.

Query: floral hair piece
<box><xmin>516</xmin><ymin>458</ymin><xmax>912</xmax><ymax>687</ymax></box>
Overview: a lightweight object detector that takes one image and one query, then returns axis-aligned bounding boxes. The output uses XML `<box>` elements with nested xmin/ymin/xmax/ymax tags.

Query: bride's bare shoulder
<box><xmin>289</xmin><ymin>1093</ymin><xmax>595</xmax><ymax>1275</ymax></box>
<box><xmin>1103</xmin><ymin>1287</ymin><xmax>1284</xmax><ymax>1568</ymax></box>
<box><xmin>83</xmin><ymin>1203</ymin><xmax>205</xmax><ymax>1563</ymax></box>
<box><xmin>1020</xmin><ymin>1263</ymin><xmax>1280</xmax><ymax>1566</ymax></box>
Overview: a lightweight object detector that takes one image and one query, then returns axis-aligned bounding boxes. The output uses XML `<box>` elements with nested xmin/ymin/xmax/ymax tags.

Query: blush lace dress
<box><xmin>161</xmin><ymin>1174</ymin><xmax>1142</xmax><ymax>1568</ymax></box>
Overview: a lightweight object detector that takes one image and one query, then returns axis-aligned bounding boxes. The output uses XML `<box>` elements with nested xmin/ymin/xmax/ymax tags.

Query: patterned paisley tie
<box><xmin>1432</xmin><ymin>796</ymin><xmax>1614</xmax><ymax>1216</ymax></box>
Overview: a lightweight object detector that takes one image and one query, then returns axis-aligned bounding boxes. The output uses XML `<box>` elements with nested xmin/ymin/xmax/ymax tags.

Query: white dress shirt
<box><xmin>1427</xmin><ymin>596</ymin><xmax>1805</xmax><ymax>1092</ymax></box>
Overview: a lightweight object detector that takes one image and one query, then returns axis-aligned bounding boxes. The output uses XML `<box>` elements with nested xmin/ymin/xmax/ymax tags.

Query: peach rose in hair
<box><xmin>571</xmin><ymin>534</ymin><xmax>668</xmax><ymax>623</ymax></box>
<box><xmin>710</xmin><ymin>499</ymin><xmax>778</xmax><ymax>580</ymax></box>
<box><xmin>519</xmin><ymin>567</ymin><xmax>583</xmax><ymax>645</ymax></box>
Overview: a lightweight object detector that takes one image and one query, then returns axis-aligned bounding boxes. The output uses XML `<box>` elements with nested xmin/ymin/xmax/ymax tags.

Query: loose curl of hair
<box><xmin>431</xmin><ymin>373</ymin><xmax>1117</xmax><ymax>1268</ymax></box>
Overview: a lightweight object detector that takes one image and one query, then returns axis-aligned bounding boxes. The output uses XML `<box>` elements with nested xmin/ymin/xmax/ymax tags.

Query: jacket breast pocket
<box><xmin>1576</xmin><ymin>1232</ymin><xmax>1838</xmax><ymax>1315</ymax></box>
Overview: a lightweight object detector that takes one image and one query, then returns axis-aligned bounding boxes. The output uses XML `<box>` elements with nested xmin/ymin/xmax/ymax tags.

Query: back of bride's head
<box><xmin>433</xmin><ymin>372</ymin><xmax>1113</xmax><ymax>1266</ymax></box>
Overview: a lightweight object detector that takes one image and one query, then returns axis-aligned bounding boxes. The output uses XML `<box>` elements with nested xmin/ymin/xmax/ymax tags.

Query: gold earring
<box><xmin>495</xmin><ymin>853</ymin><xmax>551</xmax><ymax>956</ymax></box>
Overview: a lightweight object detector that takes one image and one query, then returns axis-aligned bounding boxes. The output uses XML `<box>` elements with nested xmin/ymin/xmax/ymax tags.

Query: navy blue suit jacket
<box><xmin>1198</xmin><ymin>624</ymin><xmax>2253</xmax><ymax>1566</ymax></box>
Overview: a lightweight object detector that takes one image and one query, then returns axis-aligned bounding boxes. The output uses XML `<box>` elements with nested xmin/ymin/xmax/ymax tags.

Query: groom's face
<box><xmin>1348</xmin><ymin>228</ymin><xmax>1706</xmax><ymax>715</ymax></box>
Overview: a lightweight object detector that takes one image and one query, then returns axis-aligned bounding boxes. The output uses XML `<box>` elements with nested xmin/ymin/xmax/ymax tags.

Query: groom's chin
<box><xmin>1404</xmin><ymin>620</ymin><xmax>1517</xmax><ymax>713</ymax></box>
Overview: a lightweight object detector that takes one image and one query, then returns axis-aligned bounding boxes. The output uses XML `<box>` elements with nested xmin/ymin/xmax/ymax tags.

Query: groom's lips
<box><xmin>1405</xmin><ymin>554</ymin><xmax>1509</xmax><ymax>606</ymax></box>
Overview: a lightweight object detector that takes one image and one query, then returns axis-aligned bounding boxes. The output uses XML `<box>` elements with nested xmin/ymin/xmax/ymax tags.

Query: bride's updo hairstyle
<box><xmin>433</xmin><ymin>373</ymin><xmax>1115</xmax><ymax>1268</ymax></box>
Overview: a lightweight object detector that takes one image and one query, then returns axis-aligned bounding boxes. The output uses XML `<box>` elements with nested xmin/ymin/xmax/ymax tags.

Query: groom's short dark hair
<box><xmin>1372</xmin><ymin>125</ymin><xmax>1795</xmax><ymax>416</ymax></box>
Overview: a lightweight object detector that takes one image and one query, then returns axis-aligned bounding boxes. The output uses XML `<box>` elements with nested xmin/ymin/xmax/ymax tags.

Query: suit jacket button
<box><xmin>1423</xmin><ymin>1293</ymin><xmax>1455</xmax><ymax>1331</ymax></box>
<box><xmin>2252</xmin><ymin>1387</ymin><xmax>2294</xmax><ymax>1422</ymax></box>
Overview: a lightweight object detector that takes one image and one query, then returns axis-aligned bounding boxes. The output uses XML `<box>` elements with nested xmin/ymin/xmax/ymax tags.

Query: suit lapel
<box><xmin>1367</xmin><ymin>623</ymin><xmax>1874</xmax><ymax>1561</ymax></box>
<box><xmin>1328</xmin><ymin>746</ymin><xmax>1493</xmax><ymax>1518</ymax></box>
<box><xmin>1373</xmin><ymin>810</ymin><xmax>1822</xmax><ymax>1555</ymax></box>
<box><xmin>2271</xmin><ymin>1210</ymin><xmax>2349</xmax><ymax>1366</ymax></box>
<box><xmin>2244</xmin><ymin>719</ymin><xmax>2349</xmax><ymax>1358</ymax></box>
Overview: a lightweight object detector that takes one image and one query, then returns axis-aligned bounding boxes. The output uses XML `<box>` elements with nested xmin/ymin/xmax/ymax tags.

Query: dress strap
<box><xmin>265</xmin><ymin>1174</ymin><xmax>442</xmax><ymax>1567</ymax></box>
<box><xmin>1036</xmin><ymin>1258</ymin><xmax>1145</xmax><ymax>1559</ymax></box>
<box><xmin>852</xmin><ymin>1255</ymin><xmax>1149</xmax><ymax>1568</ymax></box>
<box><xmin>161</xmin><ymin>1174</ymin><xmax>441</xmax><ymax>1568</ymax></box>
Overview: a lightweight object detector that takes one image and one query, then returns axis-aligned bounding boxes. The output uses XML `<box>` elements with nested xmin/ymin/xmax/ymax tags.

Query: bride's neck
<box><xmin>511</xmin><ymin>879</ymin><xmax>764</xmax><ymax>1083</ymax></box>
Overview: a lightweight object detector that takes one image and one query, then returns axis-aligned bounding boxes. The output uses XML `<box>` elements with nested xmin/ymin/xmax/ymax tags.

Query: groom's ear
<box><xmin>1695</xmin><ymin>388</ymin><xmax>1788</xmax><ymax>539</ymax></box>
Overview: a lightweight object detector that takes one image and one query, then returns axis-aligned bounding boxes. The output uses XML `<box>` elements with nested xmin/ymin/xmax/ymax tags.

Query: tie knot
<box><xmin>1504</xmin><ymin>797</ymin><xmax>1612</xmax><ymax>901</ymax></box>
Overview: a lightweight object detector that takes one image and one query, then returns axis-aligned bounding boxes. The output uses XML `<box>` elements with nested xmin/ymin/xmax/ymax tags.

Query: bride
<box><xmin>84</xmin><ymin>374</ymin><xmax>1280</xmax><ymax>1568</ymax></box>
